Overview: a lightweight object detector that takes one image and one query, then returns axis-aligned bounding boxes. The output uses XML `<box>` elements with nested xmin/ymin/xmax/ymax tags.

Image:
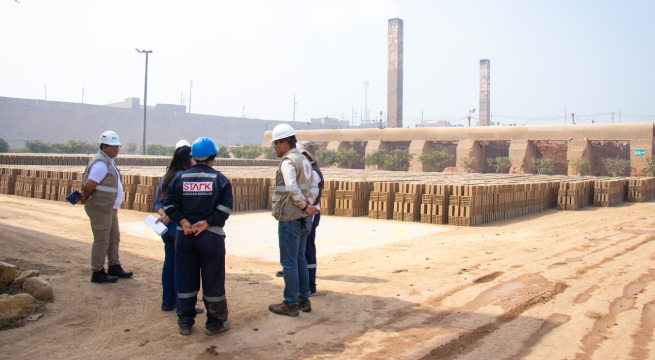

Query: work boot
<box><xmin>205</xmin><ymin>320</ymin><xmax>230</xmax><ymax>336</ymax></box>
<box><xmin>275</xmin><ymin>270</ymin><xmax>283</xmax><ymax>278</ymax></box>
<box><xmin>91</xmin><ymin>269</ymin><xmax>118</xmax><ymax>284</ymax></box>
<box><xmin>108</xmin><ymin>264</ymin><xmax>133</xmax><ymax>278</ymax></box>
<box><xmin>268</xmin><ymin>302</ymin><xmax>299</xmax><ymax>317</ymax></box>
<box><xmin>161</xmin><ymin>304</ymin><xmax>176</xmax><ymax>312</ymax></box>
<box><xmin>179</xmin><ymin>327</ymin><xmax>192</xmax><ymax>336</ymax></box>
<box><xmin>298</xmin><ymin>300</ymin><xmax>311</xmax><ymax>313</ymax></box>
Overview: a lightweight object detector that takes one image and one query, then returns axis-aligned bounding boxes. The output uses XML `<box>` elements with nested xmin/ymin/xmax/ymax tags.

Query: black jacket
<box><xmin>164</xmin><ymin>164</ymin><xmax>233</xmax><ymax>231</ymax></box>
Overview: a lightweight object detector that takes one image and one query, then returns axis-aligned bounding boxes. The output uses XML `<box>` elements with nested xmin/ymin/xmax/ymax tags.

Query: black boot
<box><xmin>91</xmin><ymin>269</ymin><xmax>118</xmax><ymax>283</ymax></box>
<box><xmin>107</xmin><ymin>264</ymin><xmax>133</xmax><ymax>278</ymax></box>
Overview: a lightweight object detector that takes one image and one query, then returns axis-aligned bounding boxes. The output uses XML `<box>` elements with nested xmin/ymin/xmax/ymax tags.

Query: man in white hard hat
<box><xmin>275</xmin><ymin>141</ymin><xmax>323</xmax><ymax>296</ymax></box>
<box><xmin>77</xmin><ymin>131</ymin><xmax>133</xmax><ymax>283</ymax></box>
<box><xmin>268</xmin><ymin>124</ymin><xmax>319</xmax><ymax>317</ymax></box>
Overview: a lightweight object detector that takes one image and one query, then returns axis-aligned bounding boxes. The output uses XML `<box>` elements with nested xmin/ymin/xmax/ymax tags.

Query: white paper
<box><xmin>143</xmin><ymin>215</ymin><xmax>168</xmax><ymax>236</ymax></box>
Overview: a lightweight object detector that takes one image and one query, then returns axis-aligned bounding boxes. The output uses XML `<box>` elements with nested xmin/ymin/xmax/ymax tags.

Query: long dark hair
<box><xmin>159</xmin><ymin>146</ymin><xmax>193</xmax><ymax>202</ymax></box>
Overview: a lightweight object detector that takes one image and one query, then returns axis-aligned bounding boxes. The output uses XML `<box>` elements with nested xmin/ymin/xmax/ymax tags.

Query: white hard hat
<box><xmin>270</xmin><ymin>123</ymin><xmax>296</xmax><ymax>143</ymax></box>
<box><xmin>99</xmin><ymin>131</ymin><xmax>121</xmax><ymax>146</ymax></box>
<box><xmin>175</xmin><ymin>140</ymin><xmax>191</xmax><ymax>149</ymax></box>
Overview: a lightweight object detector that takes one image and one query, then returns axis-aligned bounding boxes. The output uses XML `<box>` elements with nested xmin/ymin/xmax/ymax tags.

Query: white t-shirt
<box><xmin>88</xmin><ymin>155</ymin><xmax>123</xmax><ymax>209</ymax></box>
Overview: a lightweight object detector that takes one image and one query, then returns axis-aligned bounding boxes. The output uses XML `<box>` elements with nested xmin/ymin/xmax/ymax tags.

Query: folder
<box><xmin>66</xmin><ymin>190</ymin><xmax>81</xmax><ymax>205</ymax></box>
<box><xmin>143</xmin><ymin>215</ymin><xmax>168</xmax><ymax>236</ymax></box>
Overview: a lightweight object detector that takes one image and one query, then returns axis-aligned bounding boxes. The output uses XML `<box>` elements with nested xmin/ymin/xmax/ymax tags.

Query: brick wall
<box><xmin>593</xmin><ymin>141</ymin><xmax>631</xmax><ymax>176</ymax></box>
<box><xmin>536</xmin><ymin>141</ymin><xmax>568</xmax><ymax>175</ymax></box>
<box><xmin>483</xmin><ymin>141</ymin><xmax>510</xmax><ymax>173</ymax></box>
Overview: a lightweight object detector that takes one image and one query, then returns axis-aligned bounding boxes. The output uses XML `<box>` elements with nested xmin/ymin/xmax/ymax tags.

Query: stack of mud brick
<box><xmin>335</xmin><ymin>181</ymin><xmax>373</xmax><ymax>217</ymax></box>
<box><xmin>0</xmin><ymin>168</ymin><xmax>19</xmax><ymax>194</ymax></box>
<box><xmin>421</xmin><ymin>184</ymin><xmax>452</xmax><ymax>224</ymax></box>
<box><xmin>267</xmin><ymin>181</ymin><xmax>275</xmax><ymax>211</ymax></box>
<box><xmin>557</xmin><ymin>180</ymin><xmax>595</xmax><ymax>211</ymax></box>
<box><xmin>320</xmin><ymin>181</ymin><xmax>336</xmax><ymax>215</ymax></box>
<box><xmin>230</xmin><ymin>177</ymin><xmax>270</xmax><ymax>212</ymax></box>
<box><xmin>449</xmin><ymin>182</ymin><xmax>558</xmax><ymax>226</ymax></box>
<box><xmin>368</xmin><ymin>182</ymin><xmax>398</xmax><ymax>220</ymax></box>
<box><xmin>593</xmin><ymin>179</ymin><xmax>628</xmax><ymax>207</ymax></box>
<box><xmin>120</xmin><ymin>175</ymin><xmax>140</xmax><ymax>210</ymax></box>
<box><xmin>56</xmin><ymin>171</ymin><xmax>83</xmax><ymax>202</ymax></box>
<box><xmin>133</xmin><ymin>176</ymin><xmax>160</xmax><ymax>213</ymax></box>
<box><xmin>390</xmin><ymin>183</ymin><xmax>424</xmax><ymax>222</ymax></box>
<box><xmin>627</xmin><ymin>178</ymin><xmax>655</xmax><ymax>202</ymax></box>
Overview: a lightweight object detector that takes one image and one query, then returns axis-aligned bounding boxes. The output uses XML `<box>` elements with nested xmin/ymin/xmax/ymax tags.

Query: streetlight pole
<box><xmin>136</xmin><ymin>48</ymin><xmax>153</xmax><ymax>155</ymax></box>
<box><xmin>468</xmin><ymin>108</ymin><xmax>476</xmax><ymax>127</ymax></box>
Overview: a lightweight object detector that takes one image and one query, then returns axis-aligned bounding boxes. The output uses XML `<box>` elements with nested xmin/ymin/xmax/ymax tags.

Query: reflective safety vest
<box><xmin>82</xmin><ymin>151</ymin><xmax>120</xmax><ymax>215</ymax></box>
<box><xmin>272</xmin><ymin>150</ymin><xmax>312</xmax><ymax>221</ymax></box>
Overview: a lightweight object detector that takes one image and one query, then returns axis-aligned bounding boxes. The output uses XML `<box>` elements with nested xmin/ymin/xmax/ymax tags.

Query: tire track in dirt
<box><xmin>370</xmin><ymin>272</ymin><xmax>506</xmax><ymax>333</ymax></box>
<box><xmin>507</xmin><ymin>313</ymin><xmax>571</xmax><ymax>360</ymax></box>
<box><xmin>575</xmin><ymin>237</ymin><xmax>655</xmax><ymax>276</ymax></box>
<box><xmin>574</xmin><ymin>269</ymin><xmax>655</xmax><ymax>360</ymax></box>
<box><xmin>628</xmin><ymin>298</ymin><xmax>655</xmax><ymax>360</ymax></box>
<box><xmin>413</xmin><ymin>236</ymin><xmax>654</xmax><ymax>360</ymax></box>
<box><xmin>419</xmin><ymin>279</ymin><xmax>568</xmax><ymax>360</ymax></box>
<box><xmin>574</xmin><ymin>285</ymin><xmax>600</xmax><ymax>304</ymax></box>
<box><xmin>369</xmin><ymin>236</ymin><xmax>654</xmax><ymax>359</ymax></box>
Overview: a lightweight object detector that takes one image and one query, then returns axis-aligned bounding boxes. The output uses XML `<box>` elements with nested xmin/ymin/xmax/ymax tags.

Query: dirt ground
<box><xmin>1</xmin><ymin>194</ymin><xmax>655</xmax><ymax>360</ymax></box>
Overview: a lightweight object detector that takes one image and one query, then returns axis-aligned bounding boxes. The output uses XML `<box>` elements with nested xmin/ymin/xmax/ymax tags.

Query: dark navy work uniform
<box><xmin>305</xmin><ymin>161</ymin><xmax>323</xmax><ymax>293</ymax></box>
<box><xmin>163</xmin><ymin>164</ymin><xmax>233</xmax><ymax>330</ymax></box>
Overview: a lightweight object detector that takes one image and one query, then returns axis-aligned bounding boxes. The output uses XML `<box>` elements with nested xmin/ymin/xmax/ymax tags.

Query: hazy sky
<box><xmin>1</xmin><ymin>0</ymin><xmax>654</xmax><ymax>127</ymax></box>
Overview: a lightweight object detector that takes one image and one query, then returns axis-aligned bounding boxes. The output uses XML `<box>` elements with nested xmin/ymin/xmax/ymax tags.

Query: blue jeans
<box><xmin>161</xmin><ymin>232</ymin><xmax>178</xmax><ymax>312</ymax></box>
<box><xmin>279</xmin><ymin>216</ymin><xmax>312</xmax><ymax>306</ymax></box>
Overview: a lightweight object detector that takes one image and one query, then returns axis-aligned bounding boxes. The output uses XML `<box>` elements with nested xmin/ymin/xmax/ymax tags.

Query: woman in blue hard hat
<box><xmin>154</xmin><ymin>140</ymin><xmax>203</xmax><ymax>315</ymax></box>
<box><xmin>164</xmin><ymin>137</ymin><xmax>233</xmax><ymax>336</ymax></box>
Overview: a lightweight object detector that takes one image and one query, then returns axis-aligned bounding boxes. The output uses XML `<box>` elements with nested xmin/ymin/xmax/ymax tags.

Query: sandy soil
<box><xmin>1</xmin><ymin>194</ymin><xmax>655</xmax><ymax>360</ymax></box>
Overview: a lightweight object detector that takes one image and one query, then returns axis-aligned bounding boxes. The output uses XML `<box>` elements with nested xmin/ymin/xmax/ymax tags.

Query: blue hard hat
<box><xmin>190</xmin><ymin>137</ymin><xmax>218</xmax><ymax>158</ymax></box>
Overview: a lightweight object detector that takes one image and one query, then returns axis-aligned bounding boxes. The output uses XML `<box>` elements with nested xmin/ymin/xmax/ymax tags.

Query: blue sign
<box><xmin>634</xmin><ymin>150</ymin><xmax>646</xmax><ymax>156</ymax></box>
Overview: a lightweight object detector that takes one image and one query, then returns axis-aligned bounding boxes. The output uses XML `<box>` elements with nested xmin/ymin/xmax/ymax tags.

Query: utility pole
<box><xmin>81</xmin><ymin>83</ymin><xmax>84</xmax><ymax>104</ymax></box>
<box><xmin>189</xmin><ymin>80</ymin><xmax>192</xmax><ymax>113</ymax></box>
<box><xmin>242</xmin><ymin>105</ymin><xmax>245</xmax><ymax>118</ymax></box>
<box><xmin>44</xmin><ymin>84</ymin><xmax>47</xmax><ymax>100</ymax></box>
<box><xmin>572</xmin><ymin>113</ymin><xmax>575</xmax><ymax>124</ymax></box>
<box><xmin>468</xmin><ymin>109</ymin><xmax>476</xmax><ymax>127</ymax></box>
<box><xmin>364</xmin><ymin>81</ymin><xmax>370</xmax><ymax>121</ymax></box>
<box><xmin>136</xmin><ymin>48</ymin><xmax>153</xmax><ymax>155</ymax></box>
<box><xmin>293</xmin><ymin>94</ymin><xmax>297</xmax><ymax>122</ymax></box>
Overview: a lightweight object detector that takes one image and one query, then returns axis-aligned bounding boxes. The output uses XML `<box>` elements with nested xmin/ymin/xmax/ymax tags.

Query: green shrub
<box><xmin>529</xmin><ymin>157</ymin><xmax>555</xmax><ymax>175</ymax></box>
<box><xmin>363</xmin><ymin>150</ymin><xmax>387</xmax><ymax>170</ymax></box>
<box><xmin>487</xmin><ymin>156</ymin><xmax>512</xmax><ymax>173</ymax></box>
<box><xmin>336</xmin><ymin>148</ymin><xmax>361</xmax><ymax>169</ymax></box>
<box><xmin>384</xmin><ymin>149</ymin><xmax>413</xmax><ymax>171</ymax></box>
<box><xmin>459</xmin><ymin>157</ymin><xmax>477</xmax><ymax>173</ymax></box>
<box><xmin>568</xmin><ymin>158</ymin><xmax>591</xmax><ymax>176</ymax></box>
<box><xmin>418</xmin><ymin>150</ymin><xmax>453</xmax><ymax>172</ymax></box>
<box><xmin>316</xmin><ymin>150</ymin><xmax>338</xmax><ymax>167</ymax></box>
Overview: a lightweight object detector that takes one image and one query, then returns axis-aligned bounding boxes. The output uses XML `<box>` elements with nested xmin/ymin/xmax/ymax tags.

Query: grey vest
<box><xmin>82</xmin><ymin>151</ymin><xmax>120</xmax><ymax>214</ymax></box>
<box><xmin>272</xmin><ymin>150</ymin><xmax>312</xmax><ymax>221</ymax></box>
